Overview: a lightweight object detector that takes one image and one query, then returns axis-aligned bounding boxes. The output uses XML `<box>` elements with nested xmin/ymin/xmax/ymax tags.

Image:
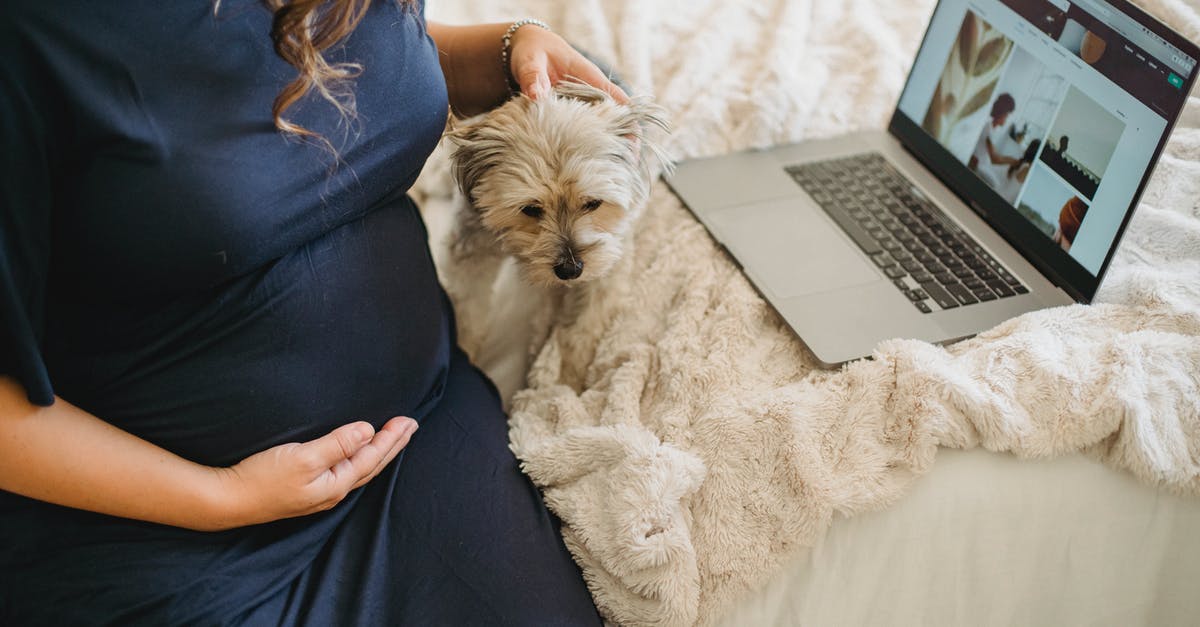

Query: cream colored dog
<box><xmin>439</xmin><ymin>81</ymin><xmax>671</xmax><ymax>399</ymax></box>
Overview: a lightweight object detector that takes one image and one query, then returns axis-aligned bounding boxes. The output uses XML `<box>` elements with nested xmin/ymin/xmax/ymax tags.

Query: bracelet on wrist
<box><xmin>500</xmin><ymin>18</ymin><xmax>551</xmax><ymax>95</ymax></box>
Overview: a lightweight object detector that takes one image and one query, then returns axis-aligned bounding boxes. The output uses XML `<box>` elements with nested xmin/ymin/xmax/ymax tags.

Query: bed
<box><xmin>416</xmin><ymin>0</ymin><xmax>1200</xmax><ymax>624</ymax></box>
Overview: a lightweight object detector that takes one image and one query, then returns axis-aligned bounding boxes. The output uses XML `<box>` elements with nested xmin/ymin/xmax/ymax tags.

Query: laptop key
<box><xmin>947</xmin><ymin>283</ymin><xmax>979</xmax><ymax>305</ymax></box>
<box><xmin>974</xmin><ymin>289</ymin><xmax>998</xmax><ymax>302</ymax></box>
<box><xmin>884</xmin><ymin>265</ymin><xmax>907</xmax><ymax>279</ymax></box>
<box><xmin>924</xmin><ymin>263</ymin><xmax>949</xmax><ymax>276</ymax></box>
<box><xmin>934</xmin><ymin>271</ymin><xmax>957</xmax><ymax>285</ymax></box>
<box><xmin>1013</xmin><ymin>284</ymin><xmax>1029</xmax><ymax>294</ymax></box>
<box><xmin>872</xmin><ymin>253</ymin><xmax>897</xmax><ymax>268</ymax></box>
<box><xmin>919</xmin><ymin>281</ymin><xmax>959</xmax><ymax>309</ymax></box>
<box><xmin>914</xmin><ymin>300</ymin><xmax>932</xmax><ymax>314</ymax></box>
<box><xmin>987</xmin><ymin>280</ymin><xmax>1014</xmax><ymax>297</ymax></box>
<box><xmin>824</xmin><ymin>209</ymin><xmax>883</xmax><ymax>255</ymax></box>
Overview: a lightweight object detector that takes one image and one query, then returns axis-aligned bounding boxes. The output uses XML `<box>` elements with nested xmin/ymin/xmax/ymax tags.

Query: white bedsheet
<box><xmin>719</xmin><ymin>449</ymin><xmax>1200</xmax><ymax>625</ymax></box>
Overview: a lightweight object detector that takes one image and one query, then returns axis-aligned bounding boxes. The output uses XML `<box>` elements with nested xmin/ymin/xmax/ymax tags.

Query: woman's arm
<box><xmin>0</xmin><ymin>376</ymin><xmax>416</xmax><ymax>531</ymax></box>
<box><xmin>427</xmin><ymin>21</ymin><xmax>628</xmax><ymax>117</ymax></box>
<box><xmin>985</xmin><ymin>137</ymin><xmax>1020</xmax><ymax>167</ymax></box>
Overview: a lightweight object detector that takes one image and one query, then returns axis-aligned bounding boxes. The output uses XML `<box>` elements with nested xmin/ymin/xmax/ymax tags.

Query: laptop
<box><xmin>666</xmin><ymin>0</ymin><xmax>1199</xmax><ymax>366</ymax></box>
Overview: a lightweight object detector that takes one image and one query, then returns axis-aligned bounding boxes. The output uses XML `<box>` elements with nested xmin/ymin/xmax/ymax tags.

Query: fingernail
<box><xmin>359</xmin><ymin>424</ymin><xmax>374</xmax><ymax>442</ymax></box>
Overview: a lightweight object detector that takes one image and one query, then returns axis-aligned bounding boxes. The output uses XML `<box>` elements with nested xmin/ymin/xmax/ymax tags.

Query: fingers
<box><xmin>304</xmin><ymin>421</ymin><xmax>375</xmax><ymax>471</ymax></box>
<box><xmin>520</xmin><ymin>51</ymin><xmax>630</xmax><ymax>104</ymax></box>
<box><xmin>326</xmin><ymin>417</ymin><xmax>415</xmax><ymax>492</ymax></box>
<box><xmin>349</xmin><ymin>417</ymin><xmax>418</xmax><ymax>491</ymax></box>
<box><xmin>568</xmin><ymin>57</ymin><xmax>630</xmax><ymax>104</ymax></box>
<box><xmin>511</xmin><ymin>31</ymin><xmax>629</xmax><ymax>104</ymax></box>
<box><xmin>301</xmin><ymin>417</ymin><xmax>417</xmax><ymax>496</ymax></box>
<box><xmin>515</xmin><ymin>52</ymin><xmax>552</xmax><ymax>100</ymax></box>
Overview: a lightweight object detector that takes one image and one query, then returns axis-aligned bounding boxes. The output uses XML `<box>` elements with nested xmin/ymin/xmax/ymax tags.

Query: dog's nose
<box><xmin>553</xmin><ymin>258</ymin><xmax>584</xmax><ymax>280</ymax></box>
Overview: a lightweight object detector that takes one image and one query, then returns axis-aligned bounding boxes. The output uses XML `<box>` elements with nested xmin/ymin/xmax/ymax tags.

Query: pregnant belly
<box><xmin>47</xmin><ymin>198</ymin><xmax>453</xmax><ymax>468</ymax></box>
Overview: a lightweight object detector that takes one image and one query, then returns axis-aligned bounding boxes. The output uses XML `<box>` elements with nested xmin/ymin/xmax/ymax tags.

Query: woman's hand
<box><xmin>212</xmin><ymin>417</ymin><xmax>418</xmax><ymax>528</ymax></box>
<box><xmin>428</xmin><ymin>22</ymin><xmax>628</xmax><ymax>117</ymax></box>
<box><xmin>507</xmin><ymin>25</ymin><xmax>629</xmax><ymax>104</ymax></box>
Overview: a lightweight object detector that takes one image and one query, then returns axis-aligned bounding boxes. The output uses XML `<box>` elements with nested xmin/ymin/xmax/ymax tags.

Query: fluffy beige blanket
<box><xmin>419</xmin><ymin>0</ymin><xmax>1200</xmax><ymax>624</ymax></box>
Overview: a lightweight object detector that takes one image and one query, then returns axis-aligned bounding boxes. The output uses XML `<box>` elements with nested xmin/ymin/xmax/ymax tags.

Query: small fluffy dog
<box><xmin>445</xmin><ymin>80</ymin><xmax>671</xmax><ymax>285</ymax></box>
<box><xmin>439</xmin><ymin>80</ymin><xmax>671</xmax><ymax>399</ymax></box>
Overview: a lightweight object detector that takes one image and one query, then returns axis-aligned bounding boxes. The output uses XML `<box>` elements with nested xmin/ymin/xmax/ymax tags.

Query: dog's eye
<box><xmin>582</xmin><ymin>199</ymin><xmax>603</xmax><ymax>212</ymax></box>
<box><xmin>521</xmin><ymin>204</ymin><xmax>544</xmax><ymax>219</ymax></box>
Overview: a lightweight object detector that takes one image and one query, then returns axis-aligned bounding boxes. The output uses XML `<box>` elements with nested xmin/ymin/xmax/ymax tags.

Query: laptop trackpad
<box><xmin>707</xmin><ymin>199</ymin><xmax>880</xmax><ymax>298</ymax></box>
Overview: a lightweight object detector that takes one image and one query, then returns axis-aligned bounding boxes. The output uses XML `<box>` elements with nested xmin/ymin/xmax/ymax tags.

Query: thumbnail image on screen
<box><xmin>1036</xmin><ymin>86</ymin><xmax>1125</xmax><ymax>200</ymax></box>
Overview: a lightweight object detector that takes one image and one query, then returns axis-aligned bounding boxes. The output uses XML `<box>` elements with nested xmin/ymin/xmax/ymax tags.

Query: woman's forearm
<box><xmin>427</xmin><ymin>22</ymin><xmax>516</xmax><ymax>117</ymax></box>
<box><xmin>0</xmin><ymin>376</ymin><xmax>235</xmax><ymax>531</ymax></box>
<box><xmin>0</xmin><ymin>376</ymin><xmax>417</xmax><ymax>532</ymax></box>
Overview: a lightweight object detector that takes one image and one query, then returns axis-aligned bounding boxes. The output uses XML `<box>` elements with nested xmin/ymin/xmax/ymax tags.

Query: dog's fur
<box><xmin>439</xmin><ymin>81</ymin><xmax>671</xmax><ymax>400</ymax></box>
<box><xmin>445</xmin><ymin>81</ymin><xmax>671</xmax><ymax>285</ymax></box>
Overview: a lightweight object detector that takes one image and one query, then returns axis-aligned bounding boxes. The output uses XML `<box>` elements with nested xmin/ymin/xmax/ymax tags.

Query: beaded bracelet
<box><xmin>500</xmin><ymin>18</ymin><xmax>551</xmax><ymax>94</ymax></box>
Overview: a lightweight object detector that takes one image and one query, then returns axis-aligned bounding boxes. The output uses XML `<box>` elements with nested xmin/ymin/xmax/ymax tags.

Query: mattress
<box><xmin>718</xmin><ymin>448</ymin><xmax>1200</xmax><ymax>625</ymax></box>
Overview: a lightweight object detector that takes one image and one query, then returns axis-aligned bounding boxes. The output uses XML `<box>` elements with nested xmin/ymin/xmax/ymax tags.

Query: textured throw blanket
<box><xmin>417</xmin><ymin>0</ymin><xmax>1200</xmax><ymax>624</ymax></box>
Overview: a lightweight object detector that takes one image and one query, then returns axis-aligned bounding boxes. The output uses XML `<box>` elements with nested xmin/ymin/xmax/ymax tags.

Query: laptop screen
<box><xmin>890</xmin><ymin>0</ymin><xmax>1198</xmax><ymax>301</ymax></box>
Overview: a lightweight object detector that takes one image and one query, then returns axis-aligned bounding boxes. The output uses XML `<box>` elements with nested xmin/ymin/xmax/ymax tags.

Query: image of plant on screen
<box><xmin>921</xmin><ymin>11</ymin><xmax>1015</xmax><ymax>160</ymax></box>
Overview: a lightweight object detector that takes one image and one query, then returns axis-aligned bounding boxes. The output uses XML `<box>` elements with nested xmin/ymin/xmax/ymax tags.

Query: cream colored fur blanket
<box><xmin>416</xmin><ymin>0</ymin><xmax>1200</xmax><ymax>624</ymax></box>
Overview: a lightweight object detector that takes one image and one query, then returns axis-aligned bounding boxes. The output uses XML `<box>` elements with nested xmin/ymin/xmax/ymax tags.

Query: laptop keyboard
<box><xmin>784</xmin><ymin>153</ymin><xmax>1028</xmax><ymax>313</ymax></box>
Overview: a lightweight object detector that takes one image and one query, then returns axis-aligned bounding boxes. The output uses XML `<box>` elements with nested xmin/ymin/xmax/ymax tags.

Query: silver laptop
<box><xmin>667</xmin><ymin>0</ymin><xmax>1198</xmax><ymax>366</ymax></box>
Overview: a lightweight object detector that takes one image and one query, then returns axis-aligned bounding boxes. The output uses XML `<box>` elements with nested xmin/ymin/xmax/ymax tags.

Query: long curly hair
<box><xmin>218</xmin><ymin>0</ymin><xmax>413</xmax><ymax>153</ymax></box>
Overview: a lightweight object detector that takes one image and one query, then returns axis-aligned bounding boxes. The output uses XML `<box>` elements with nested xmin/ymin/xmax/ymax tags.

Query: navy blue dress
<box><xmin>0</xmin><ymin>1</ymin><xmax>600</xmax><ymax>624</ymax></box>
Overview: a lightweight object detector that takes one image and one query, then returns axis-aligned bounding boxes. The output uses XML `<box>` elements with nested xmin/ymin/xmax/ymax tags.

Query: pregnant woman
<box><xmin>0</xmin><ymin>1</ymin><xmax>624</xmax><ymax>623</ymax></box>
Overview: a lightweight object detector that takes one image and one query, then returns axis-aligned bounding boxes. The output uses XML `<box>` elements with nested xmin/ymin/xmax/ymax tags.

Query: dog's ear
<box><xmin>443</xmin><ymin>114</ymin><xmax>509</xmax><ymax>199</ymax></box>
<box><xmin>548</xmin><ymin>78</ymin><xmax>673</xmax><ymax>172</ymax></box>
<box><xmin>611</xmin><ymin>96</ymin><xmax>674</xmax><ymax>175</ymax></box>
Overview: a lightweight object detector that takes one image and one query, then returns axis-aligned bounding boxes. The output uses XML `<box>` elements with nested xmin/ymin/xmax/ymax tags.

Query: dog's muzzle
<box><xmin>553</xmin><ymin>255</ymin><xmax>584</xmax><ymax>281</ymax></box>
